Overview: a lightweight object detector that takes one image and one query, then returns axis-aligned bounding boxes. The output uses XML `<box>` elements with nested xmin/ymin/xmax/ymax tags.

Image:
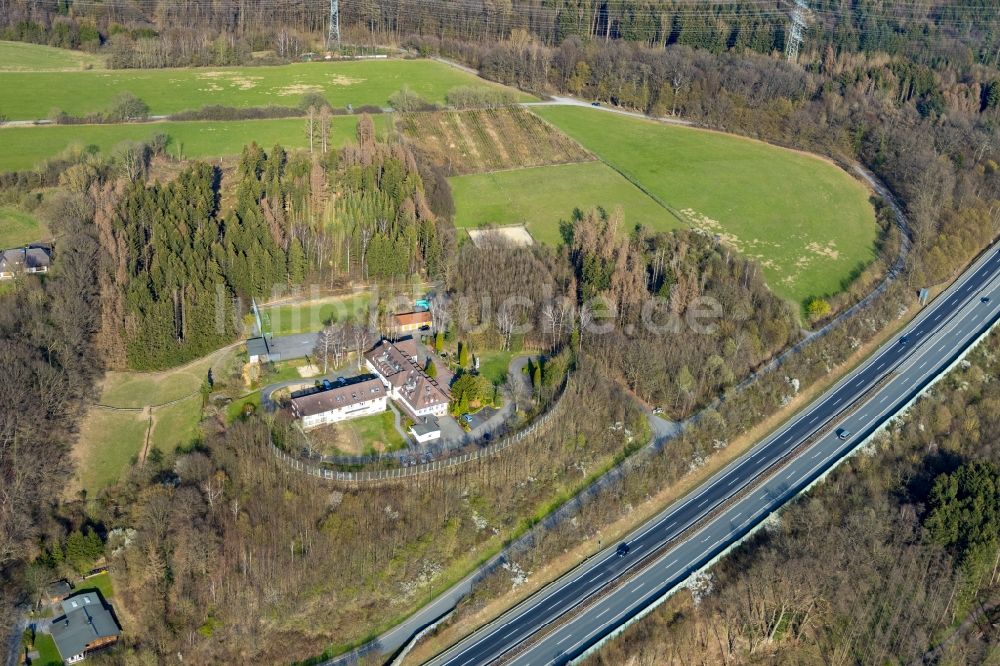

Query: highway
<box><xmin>427</xmin><ymin>241</ymin><xmax>1000</xmax><ymax>666</ymax></box>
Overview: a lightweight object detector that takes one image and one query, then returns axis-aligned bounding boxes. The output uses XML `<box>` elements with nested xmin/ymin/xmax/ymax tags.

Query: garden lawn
<box><xmin>0</xmin><ymin>40</ymin><xmax>105</xmax><ymax>72</ymax></box>
<box><xmin>450</xmin><ymin>161</ymin><xmax>679</xmax><ymax>245</ymax></box>
<box><xmin>475</xmin><ymin>349</ymin><xmax>514</xmax><ymax>385</ymax></box>
<box><xmin>0</xmin><ymin>206</ymin><xmax>48</xmax><ymax>247</ymax></box>
<box><xmin>348</xmin><ymin>411</ymin><xmax>406</xmax><ymax>453</ymax></box>
<box><xmin>533</xmin><ymin>106</ymin><xmax>879</xmax><ymax>306</ymax></box>
<box><xmin>31</xmin><ymin>633</ymin><xmax>63</xmax><ymax>666</ymax></box>
<box><xmin>260</xmin><ymin>292</ymin><xmax>372</xmax><ymax>336</ymax></box>
<box><xmin>0</xmin><ymin>114</ymin><xmax>387</xmax><ymax>172</ymax></box>
<box><xmin>77</xmin><ymin>571</ymin><xmax>115</xmax><ymax>599</ymax></box>
<box><xmin>0</xmin><ymin>59</ymin><xmax>533</xmax><ymax>120</ymax></box>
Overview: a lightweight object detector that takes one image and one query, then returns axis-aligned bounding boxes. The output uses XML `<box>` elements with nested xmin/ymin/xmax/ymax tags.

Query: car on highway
<box><xmin>835</xmin><ymin>428</ymin><xmax>851</xmax><ymax>440</ymax></box>
<box><xmin>982</xmin><ymin>296</ymin><xmax>992</xmax><ymax>304</ymax></box>
<box><xmin>616</xmin><ymin>542</ymin><xmax>630</xmax><ymax>557</ymax></box>
<box><xmin>900</xmin><ymin>335</ymin><xmax>909</xmax><ymax>346</ymax></box>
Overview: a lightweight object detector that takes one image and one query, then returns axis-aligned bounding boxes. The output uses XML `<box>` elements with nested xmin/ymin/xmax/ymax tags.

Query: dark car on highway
<box><xmin>616</xmin><ymin>542</ymin><xmax>631</xmax><ymax>557</ymax></box>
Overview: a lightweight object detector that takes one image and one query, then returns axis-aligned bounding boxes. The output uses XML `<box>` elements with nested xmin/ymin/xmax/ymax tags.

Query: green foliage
<box><xmin>434</xmin><ymin>331</ymin><xmax>444</xmax><ymax>352</ymax></box>
<box><xmin>458</xmin><ymin>343</ymin><xmax>471</xmax><ymax>368</ymax></box>
<box><xmin>425</xmin><ymin>358</ymin><xmax>437</xmax><ymax>378</ymax></box>
<box><xmin>450</xmin><ymin>372</ymin><xmax>493</xmax><ymax>414</ymax></box>
<box><xmin>925</xmin><ymin>462</ymin><xmax>1000</xmax><ymax>615</ymax></box>
<box><xmin>806</xmin><ymin>297</ymin><xmax>832</xmax><ymax>319</ymax></box>
<box><xmin>63</xmin><ymin>528</ymin><xmax>103</xmax><ymax>574</ymax></box>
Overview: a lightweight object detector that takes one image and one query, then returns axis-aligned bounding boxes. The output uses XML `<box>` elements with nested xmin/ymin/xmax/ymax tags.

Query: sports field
<box><xmin>0</xmin><ymin>206</ymin><xmax>48</xmax><ymax>247</ymax></box>
<box><xmin>0</xmin><ymin>58</ymin><xmax>534</xmax><ymax>120</ymax></box>
<box><xmin>450</xmin><ymin>161</ymin><xmax>680</xmax><ymax>245</ymax></box>
<box><xmin>0</xmin><ymin>114</ymin><xmax>388</xmax><ymax>172</ymax></box>
<box><xmin>0</xmin><ymin>40</ymin><xmax>105</xmax><ymax>72</ymax></box>
<box><xmin>534</xmin><ymin>106</ymin><xmax>878</xmax><ymax>305</ymax></box>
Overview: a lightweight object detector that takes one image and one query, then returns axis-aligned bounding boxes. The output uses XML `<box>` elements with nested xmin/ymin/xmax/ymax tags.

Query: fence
<box><xmin>272</xmin><ymin>384</ymin><xmax>568</xmax><ymax>484</ymax></box>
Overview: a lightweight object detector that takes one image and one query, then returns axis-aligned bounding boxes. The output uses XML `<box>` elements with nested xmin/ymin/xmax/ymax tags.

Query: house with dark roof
<box><xmin>409</xmin><ymin>416</ymin><xmax>442</xmax><ymax>443</ymax></box>
<box><xmin>365</xmin><ymin>339</ymin><xmax>450</xmax><ymax>419</ymax></box>
<box><xmin>290</xmin><ymin>376</ymin><xmax>387</xmax><ymax>430</ymax></box>
<box><xmin>49</xmin><ymin>592</ymin><xmax>121</xmax><ymax>664</ymax></box>
<box><xmin>0</xmin><ymin>245</ymin><xmax>51</xmax><ymax>280</ymax></box>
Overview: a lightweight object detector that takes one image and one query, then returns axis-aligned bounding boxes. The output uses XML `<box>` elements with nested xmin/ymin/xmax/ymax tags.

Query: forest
<box><xmin>586</xmin><ymin>330</ymin><xmax>1000</xmax><ymax>664</ymax></box>
<box><xmin>88</xmin><ymin>116</ymin><xmax>450</xmax><ymax>369</ymax></box>
<box><xmin>1</xmin><ymin>1</ymin><xmax>1000</xmax><ymax>663</ymax></box>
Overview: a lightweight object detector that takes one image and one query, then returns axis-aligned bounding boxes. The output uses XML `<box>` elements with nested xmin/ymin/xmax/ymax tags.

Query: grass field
<box><xmin>73</xmin><ymin>347</ymin><xmax>237</xmax><ymax>495</ymax></box>
<box><xmin>401</xmin><ymin>107</ymin><xmax>592</xmax><ymax>174</ymax></box>
<box><xmin>0</xmin><ymin>206</ymin><xmax>48</xmax><ymax>247</ymax></box>
<box><xmin>0</xmin><ymin>40</ymin><xmax>105</xmax><ymax>72</ymax></box>
<box><xmin>450</xmin><ymin>161</ymin><xmax>680</xmax><ymax>245</ymax></box>
<box><xmin>73</xmin><ymin>409</ymin><xmax>149</xmax><ymax>494</ymax></box>
<box><xmin>475</xmin><ymin>349</ymin><xmax>514</xmax><ymax>384</ymax></box>
<box><xmin>77</xmin><ymin>571</ymin><xmax>115</xmax><ymax>599</ymax></box>
<box><xmin>534</xmin><ymin>106</ymin><xmax>878</xmax><ymax>305</ymax></box>
<box><xmin>0</xmin><ymin>58</ymin><xmax>533</xmax><ymax>120</ymax></box>
<box><xmin>30</xmin><ymin>632</ymin><xmax>63</xmax><ymax>666</ymax></box>
<box><xmin>0</xmin><ymin>114</ymin><xmax>388</xmax><ymax>172</ymax></box>
<box><xmin>260</xmin><ymin>292</ymin><xmax>372</xmax><ymax>336</ymax></box>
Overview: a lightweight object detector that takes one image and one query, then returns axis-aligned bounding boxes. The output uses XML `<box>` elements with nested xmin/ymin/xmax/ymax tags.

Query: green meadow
<box><xmin>0</xmin><ymin>114</ymin><xmax>388</xmax><ymax>172</ymax></box>
<box><xmin>450</xmin><ymin>161</ymin><xmax>680</xmax><ymax>245</ymax></box>
<box><xmin>0</xmin><ymin>206</ymin><xmax>48</xmax><ymax>247</ymax></box>
<box><xmin>0</xmin><ymin>58</ymin><xmax>533</xmax><ymax>120</ymax></box>
<box><xmin>0</xmin><ymin>39</ymin><xmax>105</xmax><ymax>72</ymax></box>
<box><xmin>534</xmin><ymin>106</ymin><xmax>878</xmax><ymax>305</ymax></box>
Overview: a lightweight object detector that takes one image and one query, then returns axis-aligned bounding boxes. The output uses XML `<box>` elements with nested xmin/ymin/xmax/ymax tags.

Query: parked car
<box><xmin>616</xmin><ymin>542</ymin><xmax>631</xmax><ymax>557</ymax></box>
<box><xmin>461</xmin><ymin>413</ymin><xmax>473</xmax><ymax>424</ymax></box>
<box><xmin>652</xmin><ymin>406</ymin><xmax>664</xmax><ymax>415</ymax></box>
<box><xmin>591</xmin><ymin>101</ymin><xmax>601</xmax><ymax>106</ymax></box>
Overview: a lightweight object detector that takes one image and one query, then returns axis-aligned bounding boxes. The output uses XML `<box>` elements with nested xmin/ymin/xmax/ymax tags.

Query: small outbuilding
<box><xmin>409</xmin><ymin>416</ymin><xmax>441</xmax><ymax>443</ymax></box>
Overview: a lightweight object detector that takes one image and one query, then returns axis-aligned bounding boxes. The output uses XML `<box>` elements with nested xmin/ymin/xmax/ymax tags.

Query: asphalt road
<box><xmin>428</xmin><ymin>242</ymin><xmax>1000</xmax><ymax>666</ymax></box>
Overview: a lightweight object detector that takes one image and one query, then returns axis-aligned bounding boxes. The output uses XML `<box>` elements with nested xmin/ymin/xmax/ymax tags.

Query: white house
<box><xmin>290</xmin><ymin>377</ymin><xmax>387</xmax><ymax>430</ymax></box>
<box><xmin>409</xmin><ymin>416</ymin><xmax>442</xmax><ymax>443</ymax></box>
<box><xmin>365</xmin><ymin>339</ymin><xmax>450</xmax><ymax>419</ymax></box>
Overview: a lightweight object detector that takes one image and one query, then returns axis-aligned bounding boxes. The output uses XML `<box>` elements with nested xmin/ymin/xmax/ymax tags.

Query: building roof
<box><xmin>291</xmin><ymin>377</ymin><xmax>385</xmax><ymax>417</ymax></box>
<box><xmin>0</xmin><ymin>245</ymin><xmax>51</xmax><ymax>273</ymax></box>
<box><xmin>394</xmin><ymin>336</ymin><xmax>419</xmax><ymax>360</ymax></box>
<box><xmin>410</xmin><ymin>416</ymin><xmax>441</xmax><ymax>437</ymax></box>
<box><xmin>392</xmin><ymin>311</ymin><xmax>433</xmax><ymax>328</ymax></box>
<box><xmin>246</xmin><ymin>337</ymin><xmax>269</xmax><ymax>358</ymax></box>
<box><xmin>50</xmin><ymin>592</ymin><xmax>120</xmax><ymax>660</ymax></box>
<box><xmin>365</xmin><ymin>340</ymin><xmax>449</xmax><ymax>413</ymax></box>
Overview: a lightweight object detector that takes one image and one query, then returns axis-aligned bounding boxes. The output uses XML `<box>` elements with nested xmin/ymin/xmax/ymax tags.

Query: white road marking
<box><xmin>919</xmin><ymin>360</ymin><xmax>928</xmax><ymax>370</ymax></box>
<box><xmin>808</xmin><ymin>415</ymin><xmax>819</xmax><ymax>424</ymax></box>
<box><xmin>596</xmin><ymin>607</ymin><xmax>611</xmax><ymax>619</ymax></box>
<box><xmin>665</xmin><ymin>558</ymin><xmax>679</xmax><ymax>568</ymax></box>
<box><xmin>631</xmin><ymin>582</ymin><xmax>645</xmax><ymax>593</ymax></box>
<box><xmin>556</xmin><ymin>633</ymin><xmax>572</xmax><ymax>646</ymax></box>
<box><xmin>697</xmin><ymin>497</ymin><xmax>711</xmax><ymax>508</ymax></box>
<box><xmin>811</xmin><ymin>449</ymin><xmax>822</xmax><ymax>459</ymax></box>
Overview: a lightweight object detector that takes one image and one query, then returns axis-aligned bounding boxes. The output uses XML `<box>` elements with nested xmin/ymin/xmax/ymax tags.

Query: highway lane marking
<box><xmin>858</xmin><ymin>413</ymin><xmax>867</xmax><ymax>420</ymax></box>
<box><xmin>811</xmin><ymin>449</ymin><xmax>822</xmax><ymax>459</ymax></box>
<box><xmin>697</xmin><ymin>497</ymin><xmax>712</xmax><ymax>508</ymax></box>
<box><xmin>731</xmin><ymin>510</ymin><xmax>742</xmax><ymax>519</ymax></box>
<box><xmin>665</xmin><ymin>521</ymin><xmax>677</xmax><ymax>530</ymax></box>
<box><xmin>556</xmin><ymin>633</ymin><xmax>572</xmax><ymax>646</ymax></box>
<box><xmin>785</xmin><ymin>470</ymin><xmax>796</xmax><ymax>480</ymax></box>
<box><xmin>758</xmin><ymin>491</ymin><xmax>769</xmax><ymax>500</ymax></box>
<box><xmin>596</xmin><ymin>607</ymin><xmax>611</xmax><ymax>619</ymax></box>
<box><xmin>879</xmin><ymin>394</ymin><xmax>890</xmax><ymax>404</ymax></box>
<box><xmin>666</xmin><ymin>558</ymin><xmax>679</xmax><ymax>568</ymax></box>
<box><xmin>934</xmin><ymin>313</ymin><xmax>942</xmax><ymax>321</ymax></box>
<box><xmin>808</xmin><ymin>415</ymin><xmax>819</xmax><ymax>424</ymax></box>
<box><xmin>727</xmin><ymin>476</ymin><xmax>738</xmax><ymax>487</ymax></box>
<box><xmin>919</xmin><ymin>360</ymin><xmax>928</xmax><ymax>370</ymax></box>
<box><xmin>514</xmin><ymin>265</ymin><xmax>994</xmax><ymax>662</ymax></box>
<box><xmin>632</xmin><ymin>582</ymin><xmax>645</xmax><ymax>593</ymax></box>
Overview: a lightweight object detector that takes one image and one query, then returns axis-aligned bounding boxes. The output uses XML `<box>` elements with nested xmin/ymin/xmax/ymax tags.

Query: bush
<box><xmin>446</xmin><ymin>85</ymin><xmax>516</xmax><ymax>109</ymax></box>
<box><xmin>389</xmin><ymin>86</ymin><xmax>437</xmax><ymax>112</ymax></box>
